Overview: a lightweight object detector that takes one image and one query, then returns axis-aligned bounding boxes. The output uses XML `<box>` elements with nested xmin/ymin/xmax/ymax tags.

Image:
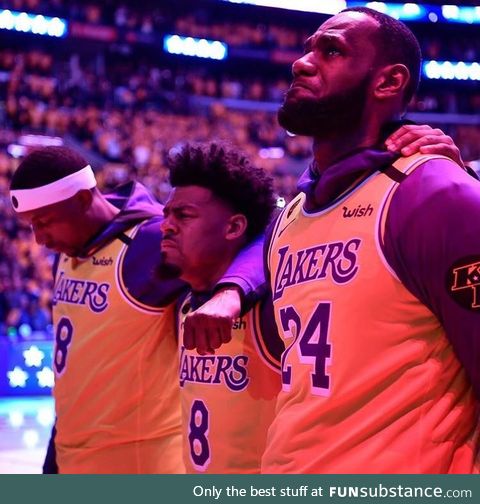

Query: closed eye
<box><xmin>173</xmin><ymin>208</ymin><xmax>197</xmax><ymax>220</ymax></box>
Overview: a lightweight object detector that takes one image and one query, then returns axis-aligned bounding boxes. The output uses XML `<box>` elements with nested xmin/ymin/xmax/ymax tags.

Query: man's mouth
<box><xmin>289</xmin><ymin>80</ymin><xmax>313</xmax><ymax>92</ymax></box>
<box><xmin>161</xmin><ymin>239</ymin><xmax>177</xmax><ymax>249</ymax></box>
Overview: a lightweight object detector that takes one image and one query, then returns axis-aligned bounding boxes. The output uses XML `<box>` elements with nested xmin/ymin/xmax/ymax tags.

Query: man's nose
<box><xmin>160</xmin><ymin>216</ymin><xmax>177</xmax><ymax>236</ymax></box>
<box><xmin>31</xmin><ymin>226</ymin><xmax>47</xmax><ymax>246</ymax></box>
<box><xmin>292</xmin><ymin>53</ymin><xmax>316</xmax><ymax>78</ymax></box>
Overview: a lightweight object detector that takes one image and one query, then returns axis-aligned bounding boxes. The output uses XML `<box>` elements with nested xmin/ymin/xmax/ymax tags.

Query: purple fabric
<box><xmin>215</xmin><ymin>236</ymin><xmax>267</xmax><ymax>311</ymax></box>
<box><xmin>298</xmin><ymin>149</ymin><xmax>398</xmax><ymax>210</ymax></box>
<box><xmin>77</xmin><ymin>181</ymin><xmax>163</xmax><ymax>256</ymax></box>
<box><xmin>293</xmin><ymin>149</ymin><xmax>480</xmax><ymax>396</ymax></box>
<box><xmin>122</xmin><ymin>215</ymin><xmax>186</xmax><ymax>307</ymax></box>
<box><xmin>258</xmin><ymin>291</ymin><xmax>284</xmax><ymax>362</ymax></box>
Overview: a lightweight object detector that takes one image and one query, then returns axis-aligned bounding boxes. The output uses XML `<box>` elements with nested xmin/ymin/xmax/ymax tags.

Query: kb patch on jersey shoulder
<box><xmin>447</xmin><ymin>256</ymin><xmax>480</xmax><ymax>311</ymax></box>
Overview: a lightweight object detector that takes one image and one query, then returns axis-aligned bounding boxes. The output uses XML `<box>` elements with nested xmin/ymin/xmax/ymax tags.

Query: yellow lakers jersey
<box><xmin>178</xmin><ymin>294</ymin><xmax>281</xmax><ymax>473</ymax></box>
<box><xmin>52</xmin><ymin>223</ymin><xmax>184</xmax><ymax>473</ymax></box>
<box><xmin>264</xmin><ymin>154</ymin><xmax>479</xmax><ymax>474</ymax></box>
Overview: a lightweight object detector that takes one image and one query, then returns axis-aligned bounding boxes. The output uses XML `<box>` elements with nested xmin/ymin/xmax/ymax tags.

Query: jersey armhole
<box><xmin>250</xmin><ymin>302</ymin><xmax>282</xmax><ymax>373</ymax></box>
<box><xmin>376</xmin><ymin>154</ymin><xmax>451</xmax><ymax>281</ymax></box>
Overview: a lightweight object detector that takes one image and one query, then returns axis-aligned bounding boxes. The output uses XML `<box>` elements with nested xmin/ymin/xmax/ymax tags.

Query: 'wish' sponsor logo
<box><xmin>92</xmin><ymin>256</ymin><xmax>114</xmax><ymax>266</ymax></box>
<box><xmin>273</xmin><ymin>239</ymin><xmax>361</xmax><ymax>301</ymax></box>
<box><xmin>342</xmin><ymin>204</ymin><xmax>374</xmax><ymax>218</ymax></box>
<box><xmin>179</xmin><ymin>346</ymin><xmax>249</xmax><ymax>392</ymax></box>
<box><xmin>52</xmin><ymin>271</ymin><xmax>110</xmax><ymax>313</ymax></box>
<box><xmin>232</xmin><ymin>317</ymin><xmax>246</xmax><ymax>330</ymax></box>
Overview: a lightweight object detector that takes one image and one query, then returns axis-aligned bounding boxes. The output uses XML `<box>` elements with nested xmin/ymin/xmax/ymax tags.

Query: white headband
<box><xmin>10</xmin><ymin>165</ymin><xmax>97</xmax><ymax>213</ymax></box>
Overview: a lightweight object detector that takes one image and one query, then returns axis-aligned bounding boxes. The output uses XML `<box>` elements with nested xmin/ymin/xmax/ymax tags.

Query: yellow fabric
<box><xmin>178</xmin><ymin>294</ymin><xmax>280</xmax><ymax>473</ymax></box>
<box><xmin>53</xmin><ymin>224</ymin><xmax>184</xmax><ymax>473</ymax></box>
<box><xmin>264</xmin><ymin>154</ymin><xmax>479</xmax><ymax>474</ymax></box>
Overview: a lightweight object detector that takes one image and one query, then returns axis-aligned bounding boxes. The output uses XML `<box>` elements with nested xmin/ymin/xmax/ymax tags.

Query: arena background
<box><xmin>0</xmin><ymin>0</ymin><xmax>479</xmax><ymax>473</ymax></box>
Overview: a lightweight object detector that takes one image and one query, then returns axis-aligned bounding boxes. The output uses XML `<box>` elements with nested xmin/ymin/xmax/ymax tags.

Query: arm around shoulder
<box><xmin>121</xmin><ymin>216</ymin><xmax>186</xmax><ymax>308</ymax></box>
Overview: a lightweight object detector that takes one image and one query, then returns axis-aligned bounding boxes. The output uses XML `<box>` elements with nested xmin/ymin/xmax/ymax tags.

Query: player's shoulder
<box><xmin>123</xmin><ymin>215</ymin><xmax>163</xmax><ymax>254</ymax></box>
<box><xmin>384</xmin><ymin>154</ymin><xmax>480</xmax><ymax>259</ymax></box>
<box><xmin>267</xmin><ymin>193</ymin><xmax>304</xmax><ymax>245</ymax></box>
<box><xmin>121</xmin><ymin>215</ymin><xmax>163</xmax><ymax>276</ymax></box>
<box><xmin>133</xmin><ymin>215</ymin><xmax>164</xmax><ymax>240</ymax></box>
<box><xmin>394</xmin><ymin>155</ymin><xmax>480</xmax><ymax>208</ymax></box>
<box><xmin>120</xmin><ymin>215</ymin><xmax>185</xmax><ymax>308</ymax></box>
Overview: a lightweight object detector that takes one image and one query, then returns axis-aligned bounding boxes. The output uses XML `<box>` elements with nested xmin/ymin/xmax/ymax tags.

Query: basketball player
<box><xmin>263</xmin><ymin>7</ymin><xmax>480</xmax><ymax>473</ymax></box>
<box><xmin>158</xmin><ymin>142</ymin><xmax>283</xmax><ymax>473</ymax></box>
<box><xmin>9</xmin><ymin>146</ymin><xmax>266</xmax><ymax>474</ymax></box>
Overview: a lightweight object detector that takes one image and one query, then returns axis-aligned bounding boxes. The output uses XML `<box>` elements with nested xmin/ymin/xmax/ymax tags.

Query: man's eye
<box><xmin>325</xmin><ymin>46</ymin><xmax>341</xmax><ymax>57</ymax></box>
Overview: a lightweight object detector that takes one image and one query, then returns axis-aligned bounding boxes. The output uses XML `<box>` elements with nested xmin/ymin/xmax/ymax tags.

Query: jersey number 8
<box><xmin>55</xmin><ymin>316</ymin><xmax>74</xmax><ymax>375</ymax></box>
<box><xmin>188</xmin><ymin>399</ymin><xmax>210</xmax><ymax>470</ymax></box>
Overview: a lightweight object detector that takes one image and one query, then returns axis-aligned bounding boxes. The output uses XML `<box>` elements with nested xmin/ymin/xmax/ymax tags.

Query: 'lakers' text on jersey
<box><xmin>53</xmin><ymin>223</ymin><xmax>184</xmax><ymax>473</ymax></box>
<box><xmin>178</xmin><ymin>294</ymin><xmax>281</xmax><ymax>474</ymax></box>
<box><xmin>264</xmin><ymin>154</ymin><xmax>479</xmax><ymax>474</ymax></box>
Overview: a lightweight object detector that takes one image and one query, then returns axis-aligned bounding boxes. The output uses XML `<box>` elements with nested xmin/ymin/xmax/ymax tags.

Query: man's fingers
<box><xmin>184</xmin><ymin>312</ymin><xmax>231</xmax><ymax>354</ymax></box>
<box><xmin>387</xmin><ymin>134</ymin><xmax>452</xmax><ymax>156</ymax></box>
<box><xmin>194</xmin><ymin>328</ymin><xmax>215</xmax><ymax>356</ymax></box>
<box><xmin>207</xmin><ymin>328</ymin><xmax>223</xmax><ymax>351</ymax></box>
<box><xmin>419</xmin><ymin>144</ymin><xmax>463</xmax><ymax>166</ymax></box>
<box><xmin>385</xmin><ymin>127</ymin><xmax>463</xmax><ymax>167</ymax></box>
<box><xmin>387</xmin><ymin>130</ymin><xmax>448</xmax><ymax>153</ymax></box>
<box><xmin>396</xmin><ymin>135</ymin><xmax>442</xmax><ymax>156</ymax></box>
<box><xmin>219</xmin><ymin>320</ymin><xmax>233</xmax><ymax>344</ymax></box>
<box><xmin>396</xmin><ymin>135</ymin><xmax>459</xmax><ymax>161</ymax></box>
<box><xmin>385</xmin><ymin>124</ymin><xmax>433</xmax><ymax>147</ymax></box>
<box><xmin>183</xmin><ymin>316</ymin><xmax>196</xmax><ymax>350</ymax></box>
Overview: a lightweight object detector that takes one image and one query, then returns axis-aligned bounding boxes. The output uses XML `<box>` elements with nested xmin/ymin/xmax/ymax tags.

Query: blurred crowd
<box><xmin>0</xmin><ymin>151</ymin><xmax>52</xmax><ymax>337</ymax></box>
<box><xmin>1</xmin><ymin>0</ymin><xmax>480</xmax><ymax>336</ymax></box>
<box><xmin>2</xmin><ymin>0</ymin><xmax>480</xmax><ymax>61</ymax></box>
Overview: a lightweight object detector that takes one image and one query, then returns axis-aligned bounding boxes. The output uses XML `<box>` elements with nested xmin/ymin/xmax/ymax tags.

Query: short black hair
<box><xmin>343</xmin><ymin>6</ymin><xmax>421</xmax><ymax>106</ymax></box>
<box><xmin>10</xmin><ymin>146</ymin><xmax>88</xmax><ymax>190</ymax></box>
<box><xmin>168</xmin><ymin>142</ymin><xmax>275</xmax><ymax>240</ymax></box>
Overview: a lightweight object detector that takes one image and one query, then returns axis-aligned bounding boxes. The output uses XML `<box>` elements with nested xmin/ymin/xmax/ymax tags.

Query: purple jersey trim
<box><xmin>255</xmin><ymin>294</ymin><xmax>284</xmax><ymax>368</ymax></box>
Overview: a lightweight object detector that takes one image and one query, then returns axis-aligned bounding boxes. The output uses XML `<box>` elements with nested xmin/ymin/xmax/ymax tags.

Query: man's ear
<box><xmin>225</xmin><ymin>214</ymin><xmax>248</xmax><ymax>241</ymax></box>
<box><xmin>373</xmin><ymin>63</ymin><xmax>410</xmax><ymax>101</ymax></box>
<box><xmin>76</xmin><ymin>189</ymin><xmax>94</xmax><ymax>211</ymax></box>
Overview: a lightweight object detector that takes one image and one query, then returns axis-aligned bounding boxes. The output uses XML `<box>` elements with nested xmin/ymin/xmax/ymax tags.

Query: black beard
<box><xmin>156</xmin><ymin>252</ymin><xmax>183</xmax><ymax>280</ymax></box>
<box><xmin>278</xmin><ymin>77</ymin><xmax>370</xmax><ymax>138</ymax></box>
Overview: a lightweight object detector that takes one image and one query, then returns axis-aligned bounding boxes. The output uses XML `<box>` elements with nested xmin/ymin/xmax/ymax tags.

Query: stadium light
<box><xmin>164</xmin><ymin>34</ymin><xmax>227</xmax><ymax>60</ymax></box>
<box><xmin>0</xmin><ymin>9</ymin><xmax>67</xmax><ymax>37</ymax></box>
<box><xmin>423</xmin><ymin>60</ymin><xmax>480</xmax><ymax>81</ymax></box>
<box><xmin>221</xmin><ymin>0</ymin><xmax>346</xmax><ymax>15</ymax></box>
<box><xmin>221</xmin><ymin>1</ymin><xmax>480</xmax><ymax>24</ymax></box>
<box><xmin>441</xmin><ymin>4</ymin><xmax>480</xmax><ymax>24</ymax></box>
<box><xmin>353</xmin><ymin>1</ymin><xmax>427</xmax><ymax>20</ymax></box>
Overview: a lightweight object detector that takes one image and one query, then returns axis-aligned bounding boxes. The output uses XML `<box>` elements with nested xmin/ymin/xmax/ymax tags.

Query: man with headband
<box><xmin>9</xmin><ymin>146</ymin><xmax>264</xmax><ymax>473</ymax></box>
